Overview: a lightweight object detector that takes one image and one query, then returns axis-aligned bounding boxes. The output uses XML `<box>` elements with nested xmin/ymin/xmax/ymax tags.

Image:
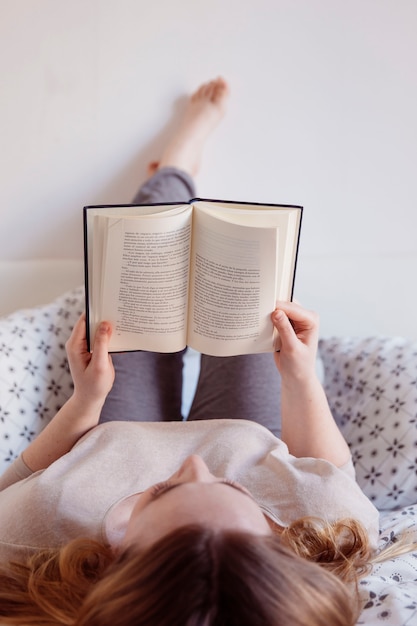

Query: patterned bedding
<box><xmin>0</xmin><ymin>287</ymin><xmax>416</xmax><ymax>625</ymax></box>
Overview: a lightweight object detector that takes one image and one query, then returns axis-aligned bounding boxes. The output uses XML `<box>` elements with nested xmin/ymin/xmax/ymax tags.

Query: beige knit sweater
<box><xmin>0</xmin><ymin>419</ymin><xmax>379</xmax><ymax>564</ymax></box>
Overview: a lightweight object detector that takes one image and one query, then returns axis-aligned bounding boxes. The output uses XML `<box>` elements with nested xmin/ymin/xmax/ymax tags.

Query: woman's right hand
<box><xmin>271</xmin><ymin>302</ymin><xmax>351</xmax><ymax>465</ymax></box>
<box><xmin>271</xmin><ymin>301</ymin><xmax>320</xmax><ymax>383</ymax></box>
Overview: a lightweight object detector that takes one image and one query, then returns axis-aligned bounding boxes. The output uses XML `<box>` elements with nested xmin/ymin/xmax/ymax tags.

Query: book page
<box><xmin>97</xmin><ymin>208</ymin><xmax>192</xmax><ymax>352</ymax></box>
<box><xmin>195</xmin><ymin>201</ymin><xmax>301</xmax><ymax>301</ymax></box>
<box><xmin>89</xmin><ymin>215</ymin><xmax>108</xmax><ymax>335</ymax></box>
<box><xmin>187</xmin><ymin>210</ymin><xmax>278</xmax><ymax>356</ymax></box>
<box><xmin>85</xmin><ymin>203</ymin><xmax>186</xmax><ymax>342</ymax></box>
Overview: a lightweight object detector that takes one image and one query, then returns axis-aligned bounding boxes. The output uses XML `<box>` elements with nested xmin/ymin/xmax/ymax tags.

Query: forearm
<box><xmin>271</xmin><ymin>303</ymin><xmax>351</xmax><ymax>467</ymax></box>
<box><xmin>280</xmin><ymin>374</ymin><xmax>351</xmax><ymax>467</ymax></box>
<box><xmin>22</xmin><ymin>395</ymin><xmax>103</xmax><ymax>472</ymax></box>
<box><xmin>20</xmin><ymin>316</ymin><xmax>114</xmax><ymax>473</ymax></box>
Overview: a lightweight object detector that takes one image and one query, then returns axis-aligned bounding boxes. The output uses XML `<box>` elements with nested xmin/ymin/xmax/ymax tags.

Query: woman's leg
<box><xmin>99</xmin><ymin>350</ymin><xmax>186</xmax><ymax>423</ymax></box>
<box><xmin>131</xmin><ymin>167</ymin><xmax>195</xmax><ymax>206</ymax></box>
<box><xmin>100</xmin><ymin>78</ymin><xmax>229</xmax><ymax>424</ymax></box>
<box><xmin>187</xmin><ymin>353</ymin><xmax>282</xmax><ymax>437</ymax></box>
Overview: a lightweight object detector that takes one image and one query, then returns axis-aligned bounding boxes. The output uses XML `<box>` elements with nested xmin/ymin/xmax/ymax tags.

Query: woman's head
<box><xmin>81</xmin><ymin>456</ymin><xmax>363</xmax><ymax>625</ymax></box>
<box><xmin>121</xmin><ymin>455</ymin><xmax>272</xmax><ymax>550</ymax></box>
<box><xmin>0</xmin><ymin>519</ymin><xmax>370</xmax><ymax>626</ymax></box>
<box><xmin>0</xmin><ymin>456</ymin><xmax>370</xmax><ymax>625</ymax></box>
<box><xmin>77</xmin><ymin>525</ymin><xmax>360</xmax><ymax>626</ymax></box>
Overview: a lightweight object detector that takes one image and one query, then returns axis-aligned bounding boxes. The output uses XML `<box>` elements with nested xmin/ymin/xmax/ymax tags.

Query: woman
<box><xmin>0</xmin><ymin>78</ymin><xmax>379</xmax><ymax>626</ymax></box>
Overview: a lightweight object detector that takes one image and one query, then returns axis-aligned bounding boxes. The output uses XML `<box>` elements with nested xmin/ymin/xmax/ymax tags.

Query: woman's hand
<box><xmin>21</xmin><ymin>315</ymin><xmax>115</xmax><ymax>472</ymax></box>
<box><xmin>271</xmin><ymin>301</ymin><xmax>319</xmax><ymax>383</ymax></box>
<box><xmin>65</xmin><ymin>314</ymin><xmax>115</xmax><ymax>410</ymax></box>
<box><xmin>270</xmin><ymin>301</ymin><xmax>351</xmax><ymax>466</ymax></box>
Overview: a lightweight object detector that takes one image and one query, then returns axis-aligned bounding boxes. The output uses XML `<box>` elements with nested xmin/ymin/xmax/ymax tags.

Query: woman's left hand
<box><xmin>65</xmin><ymin>314</ymin><xmax>115</xmax><ymax>409</ymax></box>
<box><xmin>20</xmin><ymin>316</ymin><xmax>115</xmax><ymax>472</ymax></box>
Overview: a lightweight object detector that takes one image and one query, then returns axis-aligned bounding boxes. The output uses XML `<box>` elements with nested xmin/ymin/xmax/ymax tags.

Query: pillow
<box><xmin>359</xmin><ymin>503</ymin><xmax>417</xmax><ymax>623</ymax></box>
<box><xmin>319</xmin><ymin>336</ymin><xmax>417</xmax><ymax>510</ymax></box>
<box><xmin>0</xmin><ymin>287</ymin><xmax>84</xmax><ymax>474</ymax></box>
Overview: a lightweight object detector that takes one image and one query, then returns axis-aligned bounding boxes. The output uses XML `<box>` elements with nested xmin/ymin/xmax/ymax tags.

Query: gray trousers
<box><xmin>99</xmin><ymin>167</ymin><xmax>281</xmax><ymax>436</ymax></box>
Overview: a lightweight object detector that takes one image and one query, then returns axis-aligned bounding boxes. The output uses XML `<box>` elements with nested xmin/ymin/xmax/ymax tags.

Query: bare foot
<box><xmin>150</xmin><ymin>77</ymin><xmax>229</xmax><ymax>177</ymax></box>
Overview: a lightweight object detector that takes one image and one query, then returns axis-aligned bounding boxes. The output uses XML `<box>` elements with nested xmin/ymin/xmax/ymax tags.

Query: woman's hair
<box><xmin>279</xmin><ymin>517</ymin><xmax>372</xmax><ymax>581</ymax></box>
<box><xmin>0</xmin><ymin>517</ymin><xmax>374</xmax><ymax>626</ymax></box>
<box><xmin>0</xmin><ymin>538</ymin><xmax>113</xmax><ymax>625</ymax></box>
<box><xmin>75</xmin><ymin>522</ymin><xmax>367</xmax><ymax>626</ymax></box>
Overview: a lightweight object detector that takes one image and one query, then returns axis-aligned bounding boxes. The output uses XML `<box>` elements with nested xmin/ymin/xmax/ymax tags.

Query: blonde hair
<box><xmin>0</xmin><ymin>539</ymin><xmax>112</xmax><ymax>625</ymax></box>
<box><xmin>280</xmin><ymin>517</ymin><xmax>372</xmax><ymax>581</ymax></box>
<box><xmin>75</xmin><ymin>526</ymin><xmax>360</xmax><ymax>626</ymax></box>
<box><xmin>0</xmin><ymin>517</ymin><xmax>407</xmax><ymax>626</ymax></box>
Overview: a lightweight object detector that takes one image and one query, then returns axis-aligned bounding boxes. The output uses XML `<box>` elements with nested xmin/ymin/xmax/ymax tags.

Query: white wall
<box><xmin>1</xmin><ymin>0</ymin><xmax>416</xmax><ymax>337</ymax></box>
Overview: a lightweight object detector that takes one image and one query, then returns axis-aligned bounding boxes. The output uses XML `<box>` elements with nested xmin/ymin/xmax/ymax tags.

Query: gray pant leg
<box><xmin>131</xmin><ymin>167</ymin><xmax>195</xmax><ymax>204</ymax></box>
<box><xmin>99</xmin><ymin>350</ymin><xmax>185</xmax><ymax>423</ymax></box>
<box><xmin>100</xmin><ymin>167</ymin><xmax>195</xmax><ymax>424</ymax></box>
<box><xmin>187</xmin><ymin>353</ymin><xmax>282</xmax><ymax>437</ymax></box>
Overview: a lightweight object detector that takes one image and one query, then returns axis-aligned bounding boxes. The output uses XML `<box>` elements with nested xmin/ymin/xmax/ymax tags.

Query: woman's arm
<box><xmin>21</xmin><ymin>315</ymin><xmax>115</xmax><ymax>472</ymax></box>
<box><xmin>271</xmin><ymin>302</ymin><xmax>351</xmax><ymax>467</ymax></box>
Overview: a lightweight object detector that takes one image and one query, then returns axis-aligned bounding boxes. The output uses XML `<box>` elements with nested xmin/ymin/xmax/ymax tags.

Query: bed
<box><xmin>0</xmin><ymin>279</ymin><xmax>416</xmax><ymax>625</ymax></box>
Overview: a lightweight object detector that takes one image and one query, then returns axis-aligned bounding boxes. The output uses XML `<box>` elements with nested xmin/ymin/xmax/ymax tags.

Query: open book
<box><xmin>84</xmin><ymin>198</ymin><xmax>302</xmax><ymax>356</ymax></box>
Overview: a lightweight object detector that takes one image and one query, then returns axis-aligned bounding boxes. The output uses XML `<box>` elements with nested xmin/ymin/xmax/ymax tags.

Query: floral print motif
<box><xmin>319</xmin><ymin>336</ymin><xmax>417</xmax><ymax>510</ymax></box>
<box><xmin>0</xmin><ymin>288</ymin><xmax>84</xmax><ymax>467</ymax></box>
